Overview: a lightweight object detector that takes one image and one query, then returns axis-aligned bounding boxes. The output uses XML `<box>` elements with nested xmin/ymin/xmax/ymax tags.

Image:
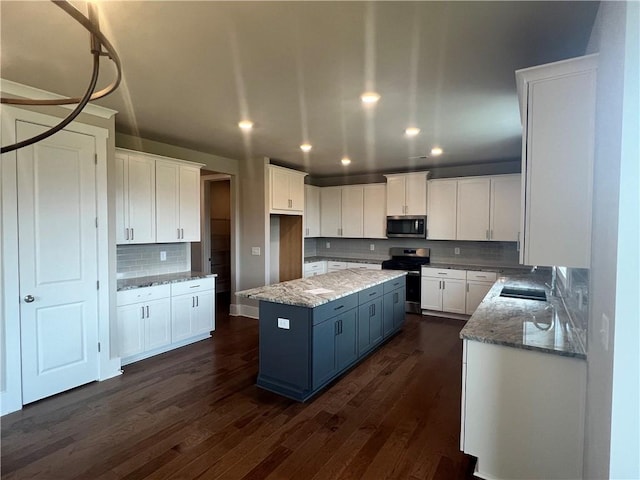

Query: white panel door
<box><xmin>155</xmin><ymin>160</ymin><xmax>180</xmax><ymax>242</ymax></box>
<box><xmin>404</xmin><ymin>173</ymin><xmax>427</xmax><ymax>215</ymax></box>
<box><xmin>117</xmin><ymin>304</ymin><xmax>145</xmax><ymax>358</ymax></box>
<box><xmin>427</xmin><ymin>180</ymin><xmax>457</xmax><ymax>240</ymax></box>
<box><xmin>421</xmin><ymin>277</ymin><xmax>442</xmax><ymax>311</ymax></box>
<box><xmin>289</xmin><ymin>173</ymin><xmax>305</xmax><ymax>212</ymax></box>
<box><xmin>114</xmin><ymin>153</ymin><xmax>129</xmax><ymax>244</ymax></box>
<box><xmin>341</xmin><ymin>186</ymin><xmax>364</xmax><ymax>237</ymax></box>
<box><xmin>465</xmin><ymin>281</ymin><xmax>493</xmax><ymax>315</ymax></box>
<box><xmin>17</xmin><ymin>121</ymin><xmax>99</xmax><ymax>404</ymax></box>
<box><xmin>457</xmin><ymin>178</ymin><xmax>491</xmax><ymax>241</ymax></box>
<box><xmin>320</xmin><ymin>187</ymin><xmax>342</xmax><ymax>237</ymax></box>
<box><xmin>363</xmin><ymin>184</ymin><xmax>386</xmax><ymax>238</ymax></box>
<box><xmin>304</xmin><ymin>185</ymin><xmax>321</xmax><ymax>237</ymax></box>
<box><xmin>172</xmin><ymin>294</ymin><xmax>195</xmax><ymax>342</ymax></box>
<box><xmin>192</xmin><ymin>291</ymin><xmax>215</xmax><ymax>336</ymax></box>
<box><xmin>145</xmin><ymin>298</ymin><xmax>172</xmax><ymax>350</ymax></box>
<box><xmin>442</xmin><ymin>279</ymin><xmax>467</xmax><ymax>314</ymax></box>
<box><xmin>179</xmin><ymin>166</ymin><xmax>201</xmax><ymax>241</ymax></box>
<box><xmin>490</xmin><ymin>175</ymin><xmax>521</xmax><ymax>241</ymax></box>
<box><xmin>270</xmin><ymin>168</ymin><xmax>291</xmax><ymax>211</ymax></box>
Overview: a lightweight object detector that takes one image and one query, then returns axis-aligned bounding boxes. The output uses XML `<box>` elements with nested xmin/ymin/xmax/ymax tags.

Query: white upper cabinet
<box><xmin>427</xmin><ymin>179</ymin><xmax>457</xmax><ymax>240</ymax></box>
<box><xmin>490</xmin><ymin>174</ymin><xmax>520</xmax><ymax>242</ymax></box>
<box><xmin>268</xmin><ymin>165</ymin><xmax>307</xmax><ymax>214</ymax></box>
<box><xmin>320</xmin><ymin>186</ymin><xmax>342</xmax><ymax>237</ymax></box>
<box><xmin>304</xmin><ymin>185</ymin><xmax>321</xmax><ymax>237</ymax></box>
<box><xmin>115</xmin><ymin>151</ymin><xmax>156</xmax><ymax>244</ymax></box>
<box><xmin>341</xmin><ymin>186</ymin><xmax>364</xmax><ymax>237</ymax></box>
<box><xmin>384</xmin><ymin>172</ymin><xmax>428</xmax><ymax>216</ymax></box>
<box><xmin>156</xmin><ymin>159</ymin><xmax>201</xmax><ymax>242</ymax></box>
<box><xmin>363</xmin><ymin>184</ymin><xmax>386</xmax><ymax>239</ymax></box>
<box><xmin>516</xmin><ymin>55</ymin><xmax>597</xmax><ymax>267</ymax></box>
<box><xmin>457</xmin><ymin>177</ymin><xmax>491</xmax><ymax>241</ymax></box>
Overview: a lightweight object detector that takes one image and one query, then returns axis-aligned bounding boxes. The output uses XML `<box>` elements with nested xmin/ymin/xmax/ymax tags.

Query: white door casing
<box><xmin>16</xmin><ymin>121</ymin><xmax>100</xmax><ymax>404</ymax></box>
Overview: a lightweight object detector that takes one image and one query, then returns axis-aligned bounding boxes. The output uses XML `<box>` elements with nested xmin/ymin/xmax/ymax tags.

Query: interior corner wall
<box><xmin>235</xmin><ymin>157</ymin><xmax>268</xmax><ymax>312</ymax></box>
<box><xmin>583</xmin><ymin>2</ymin><xmax>630</xmax><ymax>478</ymax></box>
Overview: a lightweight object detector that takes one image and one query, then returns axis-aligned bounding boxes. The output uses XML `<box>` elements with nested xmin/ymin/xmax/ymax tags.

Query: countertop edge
<box><xmin>117</xmin><ymin>272</ymin><xmax>217</xmax><ymax>291</ymax></box>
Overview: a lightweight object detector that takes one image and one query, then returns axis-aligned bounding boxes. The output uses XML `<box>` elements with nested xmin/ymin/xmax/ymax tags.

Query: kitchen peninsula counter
<box><xmin>237</xmin><ymin>270</ymin><xmax>407</xmax><ymax>401</ymax></box>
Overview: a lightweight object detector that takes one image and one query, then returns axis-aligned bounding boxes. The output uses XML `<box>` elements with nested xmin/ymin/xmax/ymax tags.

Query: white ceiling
<box><xmin>1</xmin><ymin>1</ymin><xmax>598</xmax><ymax>177</ymax></box>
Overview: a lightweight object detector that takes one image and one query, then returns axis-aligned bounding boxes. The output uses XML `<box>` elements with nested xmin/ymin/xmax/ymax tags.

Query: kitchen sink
<box><xmin>499</xmin><ymin>286</ymin><xmax>547</xmax><ymax>301</ymax></box>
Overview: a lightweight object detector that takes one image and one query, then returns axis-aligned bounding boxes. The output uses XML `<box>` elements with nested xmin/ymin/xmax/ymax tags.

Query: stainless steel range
<box><xmin>381</xmin><ymin>247</ymin><xmax>430</xmax><ymax>313</ymax></box>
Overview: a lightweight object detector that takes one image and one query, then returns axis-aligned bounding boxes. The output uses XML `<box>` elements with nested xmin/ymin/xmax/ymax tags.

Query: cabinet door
<box><xmin>392</xmin><ymin>287</ymin><xmax>406</xmax><ymax>330</ymax></box>
<box><xmin>490</xmin><ymin>175</ymin><xmax>520</xmax><ymax>242</ymax></box>
<box><xmin>427</xmin><ymin>180</ymin><xmax>457</xmax><ymax>240</ymax></box>
<box><xmin>341</xmin><ymin>186</ymin><xmax>364</xmax><ymax>238</ymax></box>
<box><xmin>363</xmin><ymin>184</ymin><xmax>386</xmax><ymax>238</ymax></box>
<box><xmin>155</xmin><ymin>161</ymin><xmax>180</xmax><ymax>242</ymax></box>
<box><xmin>421</xmin><ymin>277</ymin><xmax>443</xmax><ymax>311</ymax></box>
<box><xmin>312</xmin><ymin>318</ymin><xmax>338</xmax><ymax>389</ymax></box>
<box><xmin>405</xmin><ymin>173</ymin><xmax>427</xmax><ymax>215</ymax></box>
<box><xmin>442</xmin><ymin>279</ymin><xmax>466</xmax><ymax>314</ymax></box>
<box><xmin>386</xmin><ymin>176</ymin><xmax>406</xmax><ymax>216</ymax></box>
<box><xmin>115</xmin><ymin>153</ymin><xmax>129</xmax><ymax>244</ymax></box>
<box><xmin>127</xmin><ymin>154</ymin><xmax>156</xmax><ymax>244</ymax></box>
<box><xmin>357</xmin><ymin>298</ymin><xmax>383</xmax><ymax>355</ymax></box>
<box><xmin>304</xmin><ymin>185</ymin><xmax>321</xmax><ymax>237</ymax></box>
<box><xmin>383</xmin><ymin>291</ymin><xmax>395</xmax><ymax>337</ymax></box>
<box><xmin>146</xmin><ymin>298</ymin><xmax>171</xmax><ymax>351</ymax></box>
<box><xmin>457</xmin><ymin>178</ymin><xmax>491</xmax><ymax>241</ymax></box>
<box><xmin>179</xmin><ymin>166</ymin><xmax>201</xmax><ymax>241</ymax></box>
<box><xmin>270</xmin><ymin>168</ymin><xmax>291</xmax><ymax>211</ymax></box>
<box><xmin>192</xmin><ymin>290</ymin><xmax>215</xmax><ymax>335</ymax></box>
<box><xmin>336</xmin><ymin>309</ymin><xmax>358</xmax><ymax>371</ymax></box>
<box><xmin>320</xmin><ymin>187</ymin><xmax>342</xmax><ymax>237</ymax></box>
<box><xmin>466</xmin><ymin>281</ymin><xmax>493</xmax><ymax>315</ymax></box>
<box><xmin>117</xmin><ymin>304</ymin><xmax>145</xmax><ymax>358</ymax></box>
<box><xmin>171</xmin><ymin>293</ymin><xmax>195</xmax><ymax>342</ymax></box>
<box><xmin>289</xmin><ymin>172</ymin><xmax>305</xmax><ymax>212</ymax></box>
<box><xmin>524</xmin><ymin>68</ymin><xmax>595</xmax><ymax>268</ymax></box>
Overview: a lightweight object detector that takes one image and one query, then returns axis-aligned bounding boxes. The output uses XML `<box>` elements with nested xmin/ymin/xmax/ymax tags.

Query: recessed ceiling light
<box><xmin>405</xmin><ymin>127</ymin><xmax>420</xmax><ymax>136</ymax></box>
<box><xmin>430</xmin><ymin>147</ymin><xmax>443</xmax><ymax>156</ymax></box>
<box><xmin>360</xmin><ymin>92</ymin><xmax>381</xmax><ymax>104</ymax></box>
<box><xmin>341</xmin><ymin>157</ymin><xmax>351</xmax><ymax>166</ymax></box>
<box><xmin>238</xmin><ymin>120</ymin><xmax>253</xmax><ymax>131</ymax></box>
<box><xmin>300</xmin><ymin>143</ymin><xmax>312</xmax><ymax>152</ymax></box>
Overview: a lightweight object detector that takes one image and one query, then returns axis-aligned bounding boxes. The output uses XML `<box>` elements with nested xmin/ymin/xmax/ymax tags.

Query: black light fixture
<box><xmin>0</xmin><ymin>0</ymin><xmax>122</xmax><ymax>154</ymax></box>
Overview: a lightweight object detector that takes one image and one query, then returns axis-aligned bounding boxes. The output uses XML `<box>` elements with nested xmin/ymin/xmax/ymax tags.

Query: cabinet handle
<box><xmin>177</xmin><ymin>228</ymin><xmax>181</xmax><ymax>239</ymax></box>
<box><xmin>372</xmin><ymin>304</ymin><xmax>375</xmax><ymax>316</ymax></box>
<box><xmin>335</xmin><ymin>321</ymin><xmax>339</xmax><ymax>336</ymax></box>
<box><xmin>467</xmin><ymin>283</ymin><xmax>469</xmax><ymax>292</ymax></box>
<box><xmin>334</xmin><ymin>305</ymin><xmax>344</xmax><ymax>311</ymax></box>
<box><xmin>125</xmin><ymin>228</ymin><xmax>129</xmax><ymax>240</ymax></box>
<box><xmin>517</xmin><ymin>232</ymin><xmax>521</xmax><ymax>252</ymax></box>
<box><xmin>131</xmin><ymin>228</ymin><xmax>134</xmax><ymax>240</ymax></box>
<box><xmin>394</xmin><ymin>292</ymin><xmax>398</xmax><ymax>303</ymax></box>
<box><xmin>443</xmin><ymin>281</ymin><xmax>446</xmax><ymax>290</ymax></box>
<box><xmin>192</xmin><ymin>296</ymin><xmax>195</xmax><ymax>308</ymax></box>
<box><xmin>196</xmin><ymin>295</ymin><xmax>199</xmax><ymax>307</ymax></box>
<box><xmin>141</xmin><ymin>306</ymin><xmax>145</xmax><ymax>319</ymax></box>
<box><xmin>146</xmin><ymin>305</ymin><xmax>149</xmax><ymax>317</ymax></box>
<box><xmin>181</xmin><ymin>228</ymin><xmax>184</xmax><ymax>239</ymax></box>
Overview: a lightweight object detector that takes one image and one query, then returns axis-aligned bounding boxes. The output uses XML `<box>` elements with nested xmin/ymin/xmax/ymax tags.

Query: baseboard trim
<box><xmin>421</xmin><ymin>310</ymin><xmax>470</xmax><ymax>321</ymax></box>
<box><xmin>230</xmin><ymin>303</ymin><xmax>259</xmax><ymax>319</ymax></box>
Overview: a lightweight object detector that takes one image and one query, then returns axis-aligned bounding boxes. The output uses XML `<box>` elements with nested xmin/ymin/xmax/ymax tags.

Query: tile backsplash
<box><xmin>117</xmin><ymin>243</ymin><xmax>191</xmax><ymax>279</ymax></box>
<box><xmin>557</xmin><ymin>267</ymin><xmax>589</xmax><ymax>349</ymax></box>
<box><xmin>305</xmin><ymin>237</ymin><xmax>520</xmax><ymax>267</ymax></box>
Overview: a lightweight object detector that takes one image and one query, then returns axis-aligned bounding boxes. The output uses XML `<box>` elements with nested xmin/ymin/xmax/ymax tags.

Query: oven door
<box><xmin>405</xmin><ymin>271</ymin><xmax>421</xmax><ymax>313</ymax></box>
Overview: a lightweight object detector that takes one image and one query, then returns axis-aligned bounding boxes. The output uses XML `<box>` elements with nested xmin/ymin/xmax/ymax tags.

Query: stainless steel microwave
<box><xmin>386</xmin><ymin>216</ymin><xmax>427</xmax><ymax>238</ymax></box>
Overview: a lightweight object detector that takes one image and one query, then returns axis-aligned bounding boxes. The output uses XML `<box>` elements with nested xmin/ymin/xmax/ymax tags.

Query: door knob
<box><xmin>24</xmin><ymin>295</ymin><xmax>35</xmax><ymax>303</ymax></box>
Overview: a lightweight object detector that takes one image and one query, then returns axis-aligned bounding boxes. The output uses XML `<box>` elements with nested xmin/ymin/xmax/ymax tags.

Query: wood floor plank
<box><xmin>1</xmin><ymin>313</ymin><xmax>474</xmax><ymax>480</ymax></box>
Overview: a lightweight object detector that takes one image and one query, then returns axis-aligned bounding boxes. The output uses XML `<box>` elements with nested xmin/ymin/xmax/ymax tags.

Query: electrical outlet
<box><xmin>600</xmin><ymin>313</ymin><xmax>610</xmax><ymax>351</ymax></box>
<box><xmin>251</xmin><ymin>247</ymin><xmax>261</xmax><ymax>256</ymax></box>
<box><xmin>326</xmin><ymin>242</ymin><xmax>330</xmax><ymax>249</ymax></box>
<box><xmin>454</xmin><ymin>247</ymin><xmax>460</xmax><ymax>255</ymax></box>
<box><xmin>370</xmin><ymin>244</ymin><xmax>375</xmax><ymax>251</ymax></box>
<box><xmin>160</xmin><ymin>251</ymin><xmax>167</xmax><ymax>261</ymax></box>
<box><xmin>277</xmin><ymin>317</ymin><xmax>290</xmax><ymax>330</ymax></box>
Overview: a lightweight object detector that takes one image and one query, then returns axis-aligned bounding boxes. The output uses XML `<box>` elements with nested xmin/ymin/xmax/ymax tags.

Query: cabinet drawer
<box><xmin>312</xmin><ymin>293</ymin><xmax>358</xmax><ymax>326</ymax></box>
<box><xmin>383</xmin><ymin>276</ymin><xmax>406</xmax><ymax>293</ymax></box>
<box><xmin>421</xmin><ymin>267</ymin><xmax>466</xmax><ymax>280</ymax></box>
<box><xmin>358</xmin><ymin>285</ymin><xmax>384</xmax><ymax>303</ymax></box>
<box><xmin>117</xmin><ymin>284</ymin><xmax>171</xmax><ymax>306</ymax></box>
<box><xmin>171</xmin><ymin>277</ymin><xmax>214</xmax><ymax>296</ymax></box>
<box><xmin>304</xmin><ymin>261</ymin><xmax>326</xmax><ymax>273</ymax></box>
<box><xmin>347</xmin><ymin>262</ymin><xmax>382</xmax><ymax>270</ymax></box>
<box><xmin>466</xmin><ymin>271</ymin><xmax>497</xmax><ymax>282</ymax></box>
<box><xmin>327</xmin><ymin>261</ymin><xmax>347</xmax><ymax>270</ymax></box>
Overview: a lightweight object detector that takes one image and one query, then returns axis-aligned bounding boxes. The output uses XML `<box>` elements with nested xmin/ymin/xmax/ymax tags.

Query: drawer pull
<box><xmin>334</xmin><ymin>305</ymin><xmax>344</xmax><ymax>311</ymax></box>
<box><xmin>190</xmin><ymin>285</ymin><xmax>201</xmax><ymax>288</ymax></box>
<box><xmin>438</xmin><ymin>272</ymin><xmax>447</xmax><ymax>275</ymax></box>
<box><xmin>369</xmin><ymin>291</ymin><xmax>377</xmax><ymax>296</ymax></box>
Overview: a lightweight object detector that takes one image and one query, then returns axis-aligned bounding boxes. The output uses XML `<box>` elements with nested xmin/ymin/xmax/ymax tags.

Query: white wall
<box><xmin>584</xmin><ymin>2</ymin><xmax>639</xmax><ymax>478</ymax></box>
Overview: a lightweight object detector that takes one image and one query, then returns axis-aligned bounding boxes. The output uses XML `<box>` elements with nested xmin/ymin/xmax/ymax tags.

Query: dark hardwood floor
<box><xmin>1</xmin><ymin>309</ymin><xmax>475</xmax><ymax>479</ymax></box>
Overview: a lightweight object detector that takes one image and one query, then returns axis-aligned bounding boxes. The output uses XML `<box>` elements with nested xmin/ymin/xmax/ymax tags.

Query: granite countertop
<box><xmin>236</xmin><ymin>269</ymin><xmax>406</xmax><ymax>308</ymax></box>
<box><xmin>304</xmin><ymin>256</ymin><xmax>383</xmax><ymax>265</ymax></box>
<box><xmin>117</xmin><ymin>271</ymin><xmax>217</xmax><ymax>291</ymax></box>
<box><xmin>427</xmin><ymin>262</ymin><xmax>534</xmax><ymax>274</ymax></box>
<box><xmin>460</xmin><ymin>272</ymin><xmax>586</xmax><ymax>359</ymax></box>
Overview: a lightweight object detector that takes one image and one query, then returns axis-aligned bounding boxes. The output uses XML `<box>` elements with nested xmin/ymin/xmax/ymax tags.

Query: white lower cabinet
<box><xmin>304</xmin><ymin>261</ymin><xmax>327</xmax><ymax>277</ymax></box>
<box><xmin>420</xmin><ymin>268</ymin><xmax>467</xmax><ymax>314</ymax></box>
<box><xmin>117</xmin><ymin>277</ymin><xmax>215</xmax><ymax>366</ymax></box>
<box><xmin>462</xmin><ymin>339</ymin><xmax>586</xmax><ymax>479</ymax></box>
<box><xmin>465</xmin><ymin>271</ymin><xmax>498</xmax><ymax>315</ymax></box>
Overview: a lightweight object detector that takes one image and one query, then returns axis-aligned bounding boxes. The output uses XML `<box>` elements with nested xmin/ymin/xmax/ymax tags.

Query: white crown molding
<box><xmin>1</xmin><ymin>79</ymin><xmax>118</xmax><ymax>119</ymax></box>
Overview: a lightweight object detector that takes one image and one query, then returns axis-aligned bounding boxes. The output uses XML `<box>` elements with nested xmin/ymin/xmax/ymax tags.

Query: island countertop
<box><xmin>460</xmin><ymin>272</ymin><xmax>586</xmax><ymax>359</ymax></box>
<box><xmin>236</xmin><ymin>269</ymin><xmax>407</xmax><ymax>308</ymax></box>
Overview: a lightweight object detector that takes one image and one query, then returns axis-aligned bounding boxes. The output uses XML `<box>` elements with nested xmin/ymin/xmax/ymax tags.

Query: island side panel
<box><xmin>257</xmin><ymin>301</ymin><xmax>312</xmax><ymax>400</ymax></box>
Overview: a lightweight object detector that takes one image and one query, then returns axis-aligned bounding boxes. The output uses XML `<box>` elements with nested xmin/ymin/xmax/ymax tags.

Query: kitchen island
<box><xmin>237</xmin><ymin>269</ymin><xmax>406</xmax><ymax>401</ymax></box>
<box><xmin>459</xmin><ymin>272</ymin><xmax>587</xmax><ymax>480</ymax></box>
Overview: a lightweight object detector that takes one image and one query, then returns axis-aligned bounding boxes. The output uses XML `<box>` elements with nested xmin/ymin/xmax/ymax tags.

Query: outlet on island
<box><xmin>454</xmin><ymin>247</ymin><xmax>460</xmax><ymax>255</ymax></box>
<box><xmin>326</xmin><ymin>242</ymin><xmax>330</xmax><ymax>249</ymax></box>
<box><xmin>370</xmin><ymin>244</ymin><xmax>375</xmax><ymax>251</ymax></box>
<box><xmin>160</xmin><ymin>251</ymin><xmax>167</xmax><ymax>261</ymax></box>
